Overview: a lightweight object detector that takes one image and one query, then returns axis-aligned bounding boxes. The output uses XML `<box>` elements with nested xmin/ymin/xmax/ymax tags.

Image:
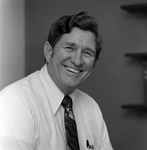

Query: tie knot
<box><xmin>61</xmin><ymin>95</ymin><xmax>72</xmax><ymax>109</ymax></box>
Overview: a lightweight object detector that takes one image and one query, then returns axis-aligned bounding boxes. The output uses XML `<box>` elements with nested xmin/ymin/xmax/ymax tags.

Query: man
<box><xmin>0</xmin><ymin>11</ymin><xmax>113</xmax><ymax>150</ymax></box>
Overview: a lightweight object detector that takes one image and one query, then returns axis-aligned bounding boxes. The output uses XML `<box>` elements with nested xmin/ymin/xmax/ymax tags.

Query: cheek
<box><xmin>84</xmin><ymin>59</ymin><xmax>95</xmax><ymax>70</ymax></box>
<box><xmin>55</xmin><ymin>48</ymin><xmax>69</xmax><ymax>60</ymax></box>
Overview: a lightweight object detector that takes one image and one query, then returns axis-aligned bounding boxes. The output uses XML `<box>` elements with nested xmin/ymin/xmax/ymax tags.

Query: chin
<box><xmin>66</xmin><ymin>83</ymin><xmax>78</xmax><ymax>88</ymax></box>
<box><xmin>64</xmin><ymin>82</ymin><xmax>79</xmax><ymax>89</ymax></box>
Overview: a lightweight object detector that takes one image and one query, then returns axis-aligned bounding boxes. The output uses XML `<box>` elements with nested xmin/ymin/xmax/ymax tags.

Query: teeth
<box><xmin>66</xmin><ymin>66</ymin><xmax>80</xmax><ymax>73</ymax></box>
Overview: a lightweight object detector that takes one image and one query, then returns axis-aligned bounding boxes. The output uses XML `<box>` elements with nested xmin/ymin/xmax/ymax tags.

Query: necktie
<box><xmin>61</xmin><ymin>95</ymin><xmax>80</xmax><ymax>150</ymax></box>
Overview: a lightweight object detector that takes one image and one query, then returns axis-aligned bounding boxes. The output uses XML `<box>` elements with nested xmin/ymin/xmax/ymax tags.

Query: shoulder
<box><xmin>0</xmin><ymin>74</ymin><xmax>40</xmax><ymax>147</ymax></box>
<box><xmin>76</xmin><ymin>89</ymin><xmax>98</xmax><ymax>105</ymax></box>
<box><xmin>0</xmin><ymin>70</ymin><xmax>42</xmax><ymax>111</ymax></box>
<box><xmin>0</xmin><ymin>70</ymin><xmax>40</xmax><ymax>96</ymax></box>
<box><xmin>75</xmin><ymin>89</ymin><xmax>103</xmax><ymax>116</ymax></box>
<box><xmin>0</xmin><ymin>70</ymin><xmax>42</xmax><ymax>118</ymax></box>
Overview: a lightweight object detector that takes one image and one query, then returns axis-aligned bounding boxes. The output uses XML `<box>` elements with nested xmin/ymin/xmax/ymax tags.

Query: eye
<box><xmin>83</xmin><ymin>50</ymin><xmax>95</xmax><ymax>58</ymax></box>
<box><xmin>65</xmin><ymin>46</ymin><xmax>75</xmax><ymax>51</ymax></box>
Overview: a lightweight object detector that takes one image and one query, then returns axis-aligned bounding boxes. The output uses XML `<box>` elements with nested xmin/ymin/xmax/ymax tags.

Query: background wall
<box><xmin>0</xmin><ymin>0</ymin><xmax>25</xmax><ymax>90</ymax></box>
<box><xmin>0</xmin><ymin>0</ymin><xmax>147</xmax><ymax>149</ymax></box>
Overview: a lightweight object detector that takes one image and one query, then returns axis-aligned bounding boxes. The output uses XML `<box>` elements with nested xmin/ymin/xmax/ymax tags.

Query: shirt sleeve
<box><xmin>0</xmin><ymin>90</ymin><xmax>35</xmax><ymax>150</ymax></box>
<box><xmin>99</xmin><ymin>120</ymin><xmax>113</xmax><ymax>150</ymax></box>
<box><xmin>92</xmin><ymin>99</ymin><xmax>113</xmax><ymax>150</ymax></box>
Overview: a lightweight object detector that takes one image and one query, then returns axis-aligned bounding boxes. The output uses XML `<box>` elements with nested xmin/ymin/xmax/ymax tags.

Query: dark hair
<box><xmin>47</xmin><ymin>11</ymin><xmax>102</xmax><ymax>64</ymax></box>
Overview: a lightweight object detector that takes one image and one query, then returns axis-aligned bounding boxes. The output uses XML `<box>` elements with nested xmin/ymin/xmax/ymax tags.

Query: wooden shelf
<box><xmin>121</xmin><ymin>3</ymin><xmax>147</xmax><ymax>112</ymax></box>
<box><xmin>122</xmin><ymin>104</ymin><xmax>147</xmax><ymax>112</ymax></box>
<box><xmin>122</xmin><ymin>52</ymin><xmax>147</xmax><ymax>112</ymax></box>
<box><xmin>120</xmin><ymin>3</ymin><xmax>147</xmax><ymax>13</ymax></box>
<box><xmin>125</xmin><ymin>52</ymin><xmax>147</xmax><ymax>60</ymax></box>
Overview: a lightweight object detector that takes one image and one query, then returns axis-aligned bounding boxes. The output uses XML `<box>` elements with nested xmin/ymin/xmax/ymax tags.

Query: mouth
<box><xmin>63</xmin><ymin>65</ymin><xmax>83</xmax><ymax>74</ymax></box>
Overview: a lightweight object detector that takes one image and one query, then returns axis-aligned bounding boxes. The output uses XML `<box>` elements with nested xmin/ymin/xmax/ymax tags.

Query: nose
<box><xmin>71</xmin><ymin>50</ymin><xmax>83</xmax><ymax>66</ymax></box>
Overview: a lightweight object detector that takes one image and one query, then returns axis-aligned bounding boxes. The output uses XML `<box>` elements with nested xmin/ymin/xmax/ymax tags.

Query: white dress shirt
<box><xmin>0</xmin><ymin>64</ymin><xmax>113</xmax><ymax>150</ymax></box>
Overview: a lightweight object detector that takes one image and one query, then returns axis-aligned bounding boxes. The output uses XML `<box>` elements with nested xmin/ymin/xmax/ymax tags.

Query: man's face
<box><xmin>45</xmin><ymin>27</ymin><xmax>96</xmax><ymax>94</ymax></box>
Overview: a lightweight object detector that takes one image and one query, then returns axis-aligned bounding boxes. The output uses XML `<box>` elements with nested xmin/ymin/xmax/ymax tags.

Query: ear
<box><xmin>44</xmin><ymin>41</ymin><xmax>53</xmax><ymax>63</ymax></box>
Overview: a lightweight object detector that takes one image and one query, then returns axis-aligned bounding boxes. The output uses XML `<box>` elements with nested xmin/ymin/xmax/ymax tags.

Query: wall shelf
<box><xmin>122</xmin><ymin>52</ymin><xmax>147</xmax><ymax>112</ymax></box>
<box><xmin>120</xmin><ymin>3</ymin><xmax>147</xmax><ymax>13</ymax></box>
<box><xmin>122</xmin><ymin>104</ymin><xmax>147</xmax><ymax>112</ymax></box>
<box><xmin>125</xmin><ymin>52</ymin><xmax>147</xmax><ymax>59</ymax></box>
<box><xmin>120</xmin><ymin>2</ymin><xmax>147</xmax><ymax>112</ymax></box>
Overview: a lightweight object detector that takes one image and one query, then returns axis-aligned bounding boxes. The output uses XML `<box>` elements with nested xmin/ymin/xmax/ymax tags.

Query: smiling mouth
<box><xmin>63</xmin><ymin>65</ymin><xmax>82</xmax><ymax>74</ymax></box>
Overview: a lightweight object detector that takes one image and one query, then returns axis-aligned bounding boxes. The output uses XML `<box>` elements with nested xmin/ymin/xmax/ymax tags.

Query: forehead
<box><xmin>56</xmin><ymin>27</ymin><xmax>96</xmax><ymax>50</ymax></box>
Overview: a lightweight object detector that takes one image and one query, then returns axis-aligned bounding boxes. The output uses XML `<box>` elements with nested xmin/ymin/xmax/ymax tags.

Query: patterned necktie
<box><xmin>61</xmin><ymin>95</ymin><xmax>80</xmax><ymax>150</ymax></box>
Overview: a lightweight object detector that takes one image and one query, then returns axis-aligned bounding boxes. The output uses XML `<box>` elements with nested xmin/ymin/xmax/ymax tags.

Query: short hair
<box><xmin>47</xmin><ymin>11</ymin><xmax>102</xmax><ymax>64</ymax></box>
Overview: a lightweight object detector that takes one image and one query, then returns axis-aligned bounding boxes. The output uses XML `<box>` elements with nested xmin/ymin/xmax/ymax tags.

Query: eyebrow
<box><xmin>64</xmin><ymin>41</ymin><xmax>96</xmax><ymax>54</ymax></box>
<box><xmin>64</xmin><ymin>42</ymin><xmax>76</xmax><ymax>47</ymax></box>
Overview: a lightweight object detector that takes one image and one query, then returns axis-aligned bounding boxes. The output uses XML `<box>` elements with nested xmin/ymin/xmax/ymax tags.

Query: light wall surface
<box><xmin>0</xmin><ymin>0</ymin><xmax>25</xmax><ymax>90</ymax></box>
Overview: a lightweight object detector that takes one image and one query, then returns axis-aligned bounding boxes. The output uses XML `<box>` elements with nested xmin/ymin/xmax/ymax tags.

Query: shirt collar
<box><xmin>40</xmin><ymin>64</ymin><xmax>64</xmax><ymax>115</ymax></box>
<box><xmin>39</xmin><ymin>64</ymin><xmax>77</xmax><ymax>115</ymax></box>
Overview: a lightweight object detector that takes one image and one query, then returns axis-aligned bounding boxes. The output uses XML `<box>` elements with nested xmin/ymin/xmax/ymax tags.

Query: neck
<box><xmin>60</xmin><ymin>86</ymin><xmax>76</xmax><ymax>95</ymax></box>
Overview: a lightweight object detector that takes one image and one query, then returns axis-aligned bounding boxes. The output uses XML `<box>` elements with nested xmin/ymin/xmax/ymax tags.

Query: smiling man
<box><xmin>0</xmin><ymin>12</ymin><xmax>113</xmax><ymax>150</ymax></box>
